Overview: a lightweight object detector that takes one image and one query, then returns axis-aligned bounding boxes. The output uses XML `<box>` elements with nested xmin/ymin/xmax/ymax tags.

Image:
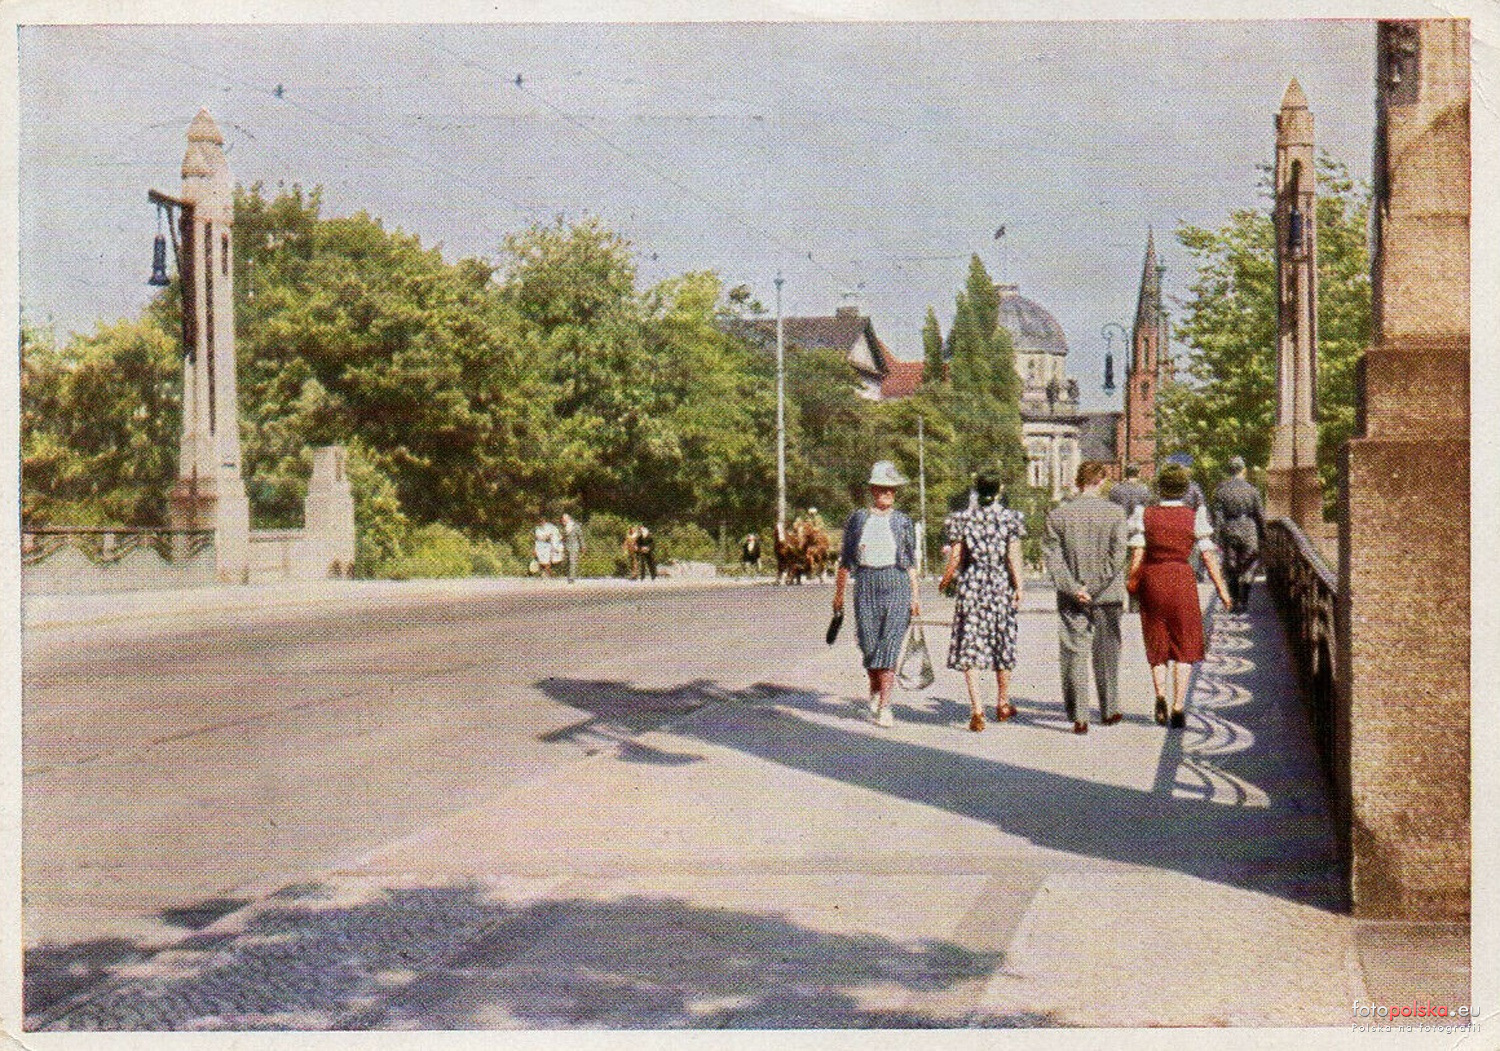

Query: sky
<box><xmin>18</xmin><ymin>20</ymin><xmax>1377</xmax><ymax>413</ymax></box>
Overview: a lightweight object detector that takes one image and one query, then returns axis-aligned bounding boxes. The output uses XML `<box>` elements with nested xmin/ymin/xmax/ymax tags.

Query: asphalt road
<box><xmin>23</xmin><ymin>580</ymin><xmax>834</xmax><ymax>952</ymax></box>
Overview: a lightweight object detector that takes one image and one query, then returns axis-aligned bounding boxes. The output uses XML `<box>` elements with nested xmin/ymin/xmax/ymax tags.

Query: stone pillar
<box><xmin>1266</xmin><ymin>80</ymin><xmax>1324</xmax><ymax>530</ymax></box>
<box><xmin>167</xmin><ymin>109</ymin><xmax>249</xmax><ymax>582</ymax></box>
<box><xmin>304</xmin><ymin>446</ymin><xmax>357</xmax><ymax>578</ymax></box>
<box><xmin>1336</xmin><ymin>20</ymin><xmax>1469</xmax><ymax>919</ymax></box>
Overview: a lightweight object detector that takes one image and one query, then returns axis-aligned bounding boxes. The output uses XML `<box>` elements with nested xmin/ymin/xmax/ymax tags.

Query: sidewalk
<box><xmin>28</xmin><ymin>585</ymin><xmax>1470</xmax><ymax>1031</ymax></box>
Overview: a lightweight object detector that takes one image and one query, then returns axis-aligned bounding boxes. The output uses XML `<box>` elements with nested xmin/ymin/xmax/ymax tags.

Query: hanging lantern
<box><xmin>1103</xmin><ymin>350</ymin><xmax>1116</xmax><ymax>394</ymax></box>
<box><xmin>148</xmin><ymin>233</ymin><xmax>170</xmax><ymax>286</ymax></box>
<box><xmin>148</xmin><ymin>204</ymin><xmax>171</xmax><ymax>286</ymax></box>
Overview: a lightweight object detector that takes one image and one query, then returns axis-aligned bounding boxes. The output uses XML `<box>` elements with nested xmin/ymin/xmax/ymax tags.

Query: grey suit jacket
<box><xmin>1044</xmin><ymin>492</ymin><xmax>1130</xmax><ymax>605</ymax></box>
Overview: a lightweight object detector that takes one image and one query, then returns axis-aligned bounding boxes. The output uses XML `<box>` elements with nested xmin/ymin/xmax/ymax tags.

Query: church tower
<box><xmin>168</xmin><ymin>109</ymin><xmax>249</xmax><ymax>581</ymax></box>
<box><xmin>1122</xmin><ymin>230</ymin><xmax>1165</xmax><ymax>478</ymax></box>
<box><xmin>1266</xmin><ymin>79</ymin><xmax>1323</xmax><ymax>528</ymax></box>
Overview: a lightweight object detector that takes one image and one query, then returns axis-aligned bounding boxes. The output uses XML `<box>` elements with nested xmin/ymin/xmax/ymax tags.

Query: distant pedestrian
<box><xmin>634</xmin><ymin>525</ymin><xmax>657</xmax><ymax>580</ymax></box>
<box><xmin>561</xmin><ymin>513</ymin><xmax>585</xmax><ymax>583</ymax></box>
<box><xmin>940</xmin><ymin>471</ymin><xmax>1026</xmax><ymax>732</ymax></box>
<box><xmin>1127</xmin><ymin>463</ymin><xmax>1234</xmax><ymax>729</ymax></box>
<box><xmin>1043</xmin><ymin>461</ymin><xmax>1129</xmax><ymax>735</ymax></box>
<box><xmin>623</xmin><ymin>526</ymin><xmax>640</xmax><ymax>578</ymax></box>
<box><xmin>1108</xmin><ymin>464</ymin><xmax>1153</xmax><ymax>518</ymax></box>
<box><xmin>1212</xmin><ymin>456</ymin><xmax>1265</xmax><ymax>613</ymax></box>
<box><xmin>833</xmin><ymin>461</ymin><xmax>920</xmax><ymax>728</ymax></box>
<box><xmin>741</xmin><ymin>532</ymin><xmax>762</xmax><ymax>573</ymax></box>
<box><xmin>534</xmin><ymin>517</ymin><xmax>563</xmax><ymax>578</ymax></box>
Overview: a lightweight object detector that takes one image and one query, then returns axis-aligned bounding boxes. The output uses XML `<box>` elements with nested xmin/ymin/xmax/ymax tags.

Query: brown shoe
<box><xmin>968</xmin><ymin>712</ymin><xmax>985</xmax><ymax>733</ymax></box>
<box><xmin>1073</xmin><ymin>721</ymin><xmax>1089</xmax><ymax>735</ymax></box>
<box><xmin>1102</xmin><ymin>713</ymin><xmax>1123</xmax><ymax>726</ymax></box>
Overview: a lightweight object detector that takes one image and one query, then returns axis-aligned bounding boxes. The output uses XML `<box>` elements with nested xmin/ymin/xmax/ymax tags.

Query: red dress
<box><xmin>1138</xmin><ymin>505</ymin><xmax>1204</xmax><ymax>665</ymax></box>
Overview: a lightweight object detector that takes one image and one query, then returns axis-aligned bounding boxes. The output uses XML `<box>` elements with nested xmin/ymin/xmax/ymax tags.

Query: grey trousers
<box><xmin>1057</xmin><ymin>598</ymin><xmax>1123</xmax><ymax>721</ymax></box>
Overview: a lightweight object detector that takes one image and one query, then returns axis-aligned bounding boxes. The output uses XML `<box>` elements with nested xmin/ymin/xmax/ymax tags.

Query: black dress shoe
<box><xmin>1170</xmin><ymin>709</ymin><xmax>1186</xmax><ymax>729</ymax></box>
<box><xmin>1102</xmin><ymin>712</ymin><xmax>1123</xmax><ymax>726</ymax></box>
<box><xmin>1072</xmin><ymin>721</ymin><xmax>1089</xmax><ymax>735</ymax></box>
<box><xmin>1154</xmin><ymin>696</ymin><xmax>1168</xmax><ymax>726</ymax></box>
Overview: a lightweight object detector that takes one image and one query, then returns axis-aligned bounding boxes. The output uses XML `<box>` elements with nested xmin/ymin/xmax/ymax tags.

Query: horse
<box><xmin>775</xmin><ymin>519</ymin><xmax>832</xmax><ymax>585</ymax></box>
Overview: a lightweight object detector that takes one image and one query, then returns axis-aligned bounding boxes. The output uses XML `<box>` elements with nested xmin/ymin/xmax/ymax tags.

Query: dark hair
<box><xmin>974</xmin><ymin>471</ymin><xmax>1002</xmax><ymax>504</ymax></box>
<box><xmin>1156</xmin><ymin>463</ymin><xmax>1191</xmax><ymax>500</ymax></box>
<box><xmin>1076</xmin><ymin>461</ymin><xmax>1110</xmax><ymax>489</ymax></box>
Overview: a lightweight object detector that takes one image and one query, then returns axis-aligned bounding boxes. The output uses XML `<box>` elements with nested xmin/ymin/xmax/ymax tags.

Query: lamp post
<box><xmin>1100</xmin><ymin>321</ymin><xmax>1129</xmax><ymax>393</ymax></box>
<box><xmin>775</xmin><ymin>272</ymin><xmax>786</xmax><ymax>533</ymax></box>
<box><xmin>917</xmin><ymin>414</ymin><xmax>927</xmax><ymax>577</ymax></box>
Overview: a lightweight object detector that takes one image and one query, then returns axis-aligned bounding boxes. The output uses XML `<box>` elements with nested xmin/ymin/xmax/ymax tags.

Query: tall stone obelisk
<box><xmin>168</xmin><ymin>109</ymin><xmax>249</xmax><ymax>582</ymax></box>
<box><xmin>1266</xmin><ymin>80</ymin><xmax>1322</xmax><ymax>529</ymax></box>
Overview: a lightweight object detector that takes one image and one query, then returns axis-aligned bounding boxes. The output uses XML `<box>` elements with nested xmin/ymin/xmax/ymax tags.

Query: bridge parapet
<box><xmin>1262</xmin><ymin>518</ymin><xmax>1341</xmax><ymax>795</ymax></box>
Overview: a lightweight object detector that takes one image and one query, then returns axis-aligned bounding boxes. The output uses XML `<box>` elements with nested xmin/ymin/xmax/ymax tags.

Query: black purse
<box><xmin>826</xmin><ymin>611</ymin><xmax>844</xmax><ymax>645</ymax></box>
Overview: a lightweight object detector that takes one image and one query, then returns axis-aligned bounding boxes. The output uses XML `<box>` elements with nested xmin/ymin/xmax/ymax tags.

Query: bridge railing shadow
<box><xmin>534</xmin><ymin>597</ymin><xmax>1343</xmax><ymax>911</ymax></box>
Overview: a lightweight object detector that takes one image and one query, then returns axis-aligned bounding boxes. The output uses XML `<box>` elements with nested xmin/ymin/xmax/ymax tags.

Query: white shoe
<box><xmin>874</xmin><ymin>707</ymin><xmax>894</xmax><ymax>728</ymax></box>
<box><xmin>867</xmin><ymin>693</ymin><xmax>880</xmax><ymax>716</ymax></box>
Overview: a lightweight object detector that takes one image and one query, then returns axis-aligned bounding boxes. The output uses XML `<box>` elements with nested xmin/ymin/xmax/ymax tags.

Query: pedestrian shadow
<box><xmin>535</xmin><ymin>658</ymin><xmax>1342</xmax><ymax>911</ymax></box>
<box><xmin>33</xmin><ymin>882</ymin><xmax>1055</xmax><ymax>1031</ymax></box>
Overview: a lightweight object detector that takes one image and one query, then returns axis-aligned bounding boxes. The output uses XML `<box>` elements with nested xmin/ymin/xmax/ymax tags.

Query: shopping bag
<box><xmin>897</xmin><ymin>623</ymin><xmax>935</xmax><ymax>691</ymax></box>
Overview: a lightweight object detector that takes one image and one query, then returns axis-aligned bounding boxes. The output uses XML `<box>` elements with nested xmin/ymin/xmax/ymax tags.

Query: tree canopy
<box><xmin>1160</xmin><ymin>154</ymin><xmax>1371</xmax><ymax>515</ymax></box>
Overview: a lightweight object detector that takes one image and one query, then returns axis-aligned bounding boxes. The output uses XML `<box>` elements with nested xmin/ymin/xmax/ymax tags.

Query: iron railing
<box><xmin>1262</xmin><ymin>518</ymin><xmax>1339</xmax><ymax>782</ymax></box>
<box><xmin>22</xmin><ymin>527</ymin><xmax>214</xmax><ymax>567</ymax></box>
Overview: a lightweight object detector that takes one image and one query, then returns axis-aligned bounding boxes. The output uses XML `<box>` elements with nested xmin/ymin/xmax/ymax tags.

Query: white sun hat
<box><xmin>867</xmin><ymin>461</ymin><xmax>909</xmax><ymax>487</ymax></box>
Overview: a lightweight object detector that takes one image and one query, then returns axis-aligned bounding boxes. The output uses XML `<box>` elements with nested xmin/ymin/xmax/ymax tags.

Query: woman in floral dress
<box><xmin>940</xmin><ymin>472</ymin><xmax>1027</xmax><ymax>731</ymax></box>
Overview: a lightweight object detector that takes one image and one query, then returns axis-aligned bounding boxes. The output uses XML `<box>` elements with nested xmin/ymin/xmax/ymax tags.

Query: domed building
<box><xmin>994</xmin><ymin>284</ymin><xmax>1121</xmax><ymax>499</ymax></box>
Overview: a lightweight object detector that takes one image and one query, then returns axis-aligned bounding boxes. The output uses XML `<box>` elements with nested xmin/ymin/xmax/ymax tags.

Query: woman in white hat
<box><xmin>833</xmin><ymin>461</ymin><xmax>921</xmax><ymax>727</ymax></box>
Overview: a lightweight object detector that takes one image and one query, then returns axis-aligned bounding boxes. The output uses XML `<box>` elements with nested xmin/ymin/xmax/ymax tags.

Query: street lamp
<box><xmin>775</xmin><ymin>273</ymin><xmax>786</xmax><ymax>533</ymax></box>
<box><xmin>1100</xmin><ymin>321</ymin><xmax>1129</xmax><ymax>394</ymax></box>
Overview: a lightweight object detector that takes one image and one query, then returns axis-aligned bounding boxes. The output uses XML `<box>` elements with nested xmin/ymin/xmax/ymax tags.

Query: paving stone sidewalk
<box><xmin>27</xmin><ymin>585</ymin><xmax>1470</xmax><ymax>1031</ymax></box>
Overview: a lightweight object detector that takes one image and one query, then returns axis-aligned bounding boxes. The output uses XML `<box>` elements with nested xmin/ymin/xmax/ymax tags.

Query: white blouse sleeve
<box><xmin>1193</xmin><ymin>505</ymin><xmax>1217</xmax><ymax>553</ymax></box>
<box><xmin>1126</xmin><ymin>505</ymin><xmax>1147</xmax><ymax>548</ymax></box>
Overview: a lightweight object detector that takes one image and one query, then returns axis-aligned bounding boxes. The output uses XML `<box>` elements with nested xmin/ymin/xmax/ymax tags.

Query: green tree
<box><xmin>1161</xmin><ymin>154</ymin><xmax>1371</xmax><ymax>515</ymax></box>
<box><xmin>21</xmin><ymin>316</ymin><xmax>180</xmax><ymax>526</ymax></box>
<box><xmin>943</xmin><ymin>255</ymin><xmax>1027</xmax><ymax>486</ymax></box>
<box><xmin>921</xmin><ymin>306</ymin><xmax>944</xmax><ymax>386</ymax></box>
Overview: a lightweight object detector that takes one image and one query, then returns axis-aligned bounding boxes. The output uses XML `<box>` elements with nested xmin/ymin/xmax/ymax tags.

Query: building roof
<box><xmin>996</xmin><ymin>285</ymin><xmax>1070</xmax><ymax>357</ymax></box>
<box><xmin>726</xmin><ymin>307</ymin><xmax>889</xmax><ymax>379</ymax></box>
<box><xmin>879</xmin><ymin>358</ymin><xmax>925</xmax><ymax>399</ymax></box>
<box><xmin>1133</xmin><ymin>229</ymin><xmax>1161</xmax><ymax>339</ymax></box>
<box><xmin>1077</xmin><ymin>411</ymin><xmax>1122</xmax><ymax>462</ymax></box>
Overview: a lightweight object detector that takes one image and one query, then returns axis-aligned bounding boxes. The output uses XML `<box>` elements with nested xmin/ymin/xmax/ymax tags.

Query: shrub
<box><xmin>659</xmin><ymin>522</ymin><xmax>716</xmax><ymax>562</ymax></box>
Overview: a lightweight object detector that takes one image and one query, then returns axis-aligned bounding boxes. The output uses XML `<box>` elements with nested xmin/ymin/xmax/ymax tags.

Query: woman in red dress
<box><xmin>1126</xmin><ymin>464</ymin><xmax>1233</xmax><ymax>728</ymax></box>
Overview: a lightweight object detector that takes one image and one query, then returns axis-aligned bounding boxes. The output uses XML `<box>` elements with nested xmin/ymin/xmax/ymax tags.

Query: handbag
<box><xmin>826</xmin><ymin>611</ymin><xmax>844</xmax><ymax>645</ymax></box>
<box><xmin>897</xmin><ymin>623</ymin><xmax>936</xmax><ymax>691</ymax></box>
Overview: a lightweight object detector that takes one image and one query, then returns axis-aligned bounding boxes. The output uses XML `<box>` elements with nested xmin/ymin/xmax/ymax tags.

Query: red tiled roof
<box><xmin>880</xmin><ymin>357</ymin><xmax>925</xmax><ymax>399</ymax></box>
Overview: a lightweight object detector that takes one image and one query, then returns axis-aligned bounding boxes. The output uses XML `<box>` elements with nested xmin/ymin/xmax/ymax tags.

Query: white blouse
<box><xmin>858</xmin><ymin>511</ymin><xmax>898</xmax><ymax>567</ymax></box>
<box><xmin>1127</xmin><ymin>500</ymin><xmax>1217</xmax><ymax>554</ymax></box>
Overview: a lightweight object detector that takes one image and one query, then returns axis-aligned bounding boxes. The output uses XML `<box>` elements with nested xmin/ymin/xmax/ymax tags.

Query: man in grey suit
<box><xmin>1212</xmin><ymin>455</ymin><xmax>1265</xmax><ymax>613</ymax></box>
<box><xmin>1044</xmin><ymin>461</ymin><xmax>1130</xmax><ymax>735</ymax></box>
<box><xmin>1108</xmin><ymin>464</ymin><xmax>1153</xmax><ymax>518</ymax></box>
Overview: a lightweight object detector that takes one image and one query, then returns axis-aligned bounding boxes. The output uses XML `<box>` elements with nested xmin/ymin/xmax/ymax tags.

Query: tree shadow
<box><xmin>534</xmin><ymin>659</ymin><xmax>1342</xmax><ymax>910</ymax></box>
<box><xmin>35</xmin><ymin>883</ymin><xmax>1052</xmax><ymax>1030</ymax></box>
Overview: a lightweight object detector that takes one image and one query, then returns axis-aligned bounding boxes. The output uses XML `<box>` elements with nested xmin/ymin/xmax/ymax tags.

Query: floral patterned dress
<box><xmin>947</xmin><ymin>503</ymin><xmax>1027</xmax><ymax>671</ymax></box>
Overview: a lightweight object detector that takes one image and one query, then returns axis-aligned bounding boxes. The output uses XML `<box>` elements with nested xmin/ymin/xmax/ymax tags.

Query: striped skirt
<box><xmin>853</xmin><ymin>565</ymin><xmax>911</xmax><ymax>670</ymax></box>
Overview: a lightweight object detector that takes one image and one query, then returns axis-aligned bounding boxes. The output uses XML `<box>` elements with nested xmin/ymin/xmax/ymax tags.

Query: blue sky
<box><xmin>19</xmin><ymin>20</ymin><xmax>1376</xmax><ymax>412</ymax></box>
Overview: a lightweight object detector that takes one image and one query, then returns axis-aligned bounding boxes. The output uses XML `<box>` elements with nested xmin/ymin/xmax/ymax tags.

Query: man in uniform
<box><xmin>1212</xmin><ymin>455</ymin><xmax>1265</xmax><ymax>613</ymax></box>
